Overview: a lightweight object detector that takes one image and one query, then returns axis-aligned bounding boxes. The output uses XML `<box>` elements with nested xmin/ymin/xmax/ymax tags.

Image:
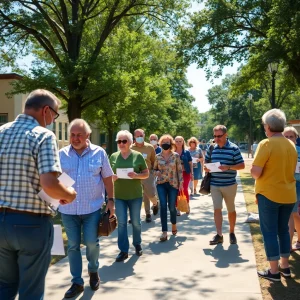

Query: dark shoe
<box><xmin>160</xmin><ymin>232</ymin><xmax>168</xmax><ymax>242</ymax></box>
<box><xmin>145</xmin><ymin>214</ymin><xmax>152</xmax><ymax>223</ymax></box>
<box><xmin>135</xmin><ymin>244</ymin><xmax>143</xmax><ymax>256</ymax></box>
<box><xmin>115</xmin><ymin>251</ymin><xmax>128</xmax><ymax>262</ymax></box>
<box><xmin>229</xmin><ymin>233</ymin><xmax>237</xmax><ymax>244</ymax></box>
<box><xmin>89</xmin><ymin>272</ymin><xmax>100</xmax><ymax>291</ymax></box>
<box><xmin>152</xmin><ymin>203</ymin><xmax>159</xmax><ymax>215</ymax></box>
<box><xmin>209</xmin><ymin>234</ymin><xmax>223</xmax><ymax>245</ymax></box>
<box><xmin>257</xmin><ymin>269</ymin><xmax>281</xmax><ymax>282</ymax></box>
<box><xmin>64</xmin><ymin>283</ymin><xmax>84</xmax><ymax>298</ymax></box>
<box><xmin>128</xmin><ymin>219</ymin><xmax>132</xmax><ymax>224</ymax></box>
<box><xmin>278</xmin><ymin>266</ymin><xmax>291</xmax><ymax>278</ymax></box>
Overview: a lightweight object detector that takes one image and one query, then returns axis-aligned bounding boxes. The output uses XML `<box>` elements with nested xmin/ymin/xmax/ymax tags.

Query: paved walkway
<box><xmin>45</xmin><ymin>178</ymin><xmax>262</xmax><ymax>300</ymax></box>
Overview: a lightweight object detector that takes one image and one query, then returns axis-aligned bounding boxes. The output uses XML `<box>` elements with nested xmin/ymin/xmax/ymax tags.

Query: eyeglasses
<box><xmin>117</xmin><ymin>140</ymin><xmax>128</xmax><ymax>144</ymax></box>
<box><xmin>190</xmin><ymin>141</ymin><xmax>196</xmax><ymax>144</ymax></box>
<box><xmin>175</xmin><ymin>140</ymin><xmax>183</xmax><ymax>143</ymax></box>
<box><xmin>48</xmin><ymin>106</ymin><xmax>60</xmax><ymax>120</ymax></box>
<box><xmin>213</xmin><ymin>134</ymin><xmax>225</xmax><ymax>138</ymax></box>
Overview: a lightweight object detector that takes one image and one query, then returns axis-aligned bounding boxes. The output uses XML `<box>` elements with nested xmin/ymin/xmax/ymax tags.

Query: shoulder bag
<box><xmin>199</xmin><ymin>145</ymin><xmax>214</xmax><ymax>195</ymax></box>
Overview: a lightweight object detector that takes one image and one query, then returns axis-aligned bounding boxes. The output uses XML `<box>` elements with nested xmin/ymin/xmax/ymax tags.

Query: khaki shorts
<box><xmin>210</xmin><ymin>184</ymin><xmax>238</xmax><ymax>212</ymax></box>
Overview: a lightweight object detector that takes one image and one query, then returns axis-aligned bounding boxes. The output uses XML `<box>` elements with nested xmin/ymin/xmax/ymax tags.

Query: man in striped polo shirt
<box><xmin>204</xmin><ymin>125</ymin><xmax>245</xmax><ymax>245</ymax></box>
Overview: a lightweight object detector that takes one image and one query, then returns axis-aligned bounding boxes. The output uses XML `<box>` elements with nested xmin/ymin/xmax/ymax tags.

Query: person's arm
<box><xmin>250</xmin><ymin>165</ymin><xmax>263</xmax><ymax>179</ymax></box>
<box><xmin>128</xmin><ymin>169</ymin><xmax>149</xmax><ymax>179</ymax></box>
<box><xmin>40</xmin><ymin>173</ymin><xmax>77</xmax><ymax>204</ymax></box>
<box><xmin>102</xmin><ymin>176</ymin><xmax>115</xmax><ymax>216</ymax></box>
<box><xmin>219</xmin><ymin>162</ymin><xmax>245</xmax><ymax>171</ymax></box>
<box><xmin>176</xmin><ymin>155</ymin><xmax>184</xmax><ymax>190</ymax></box>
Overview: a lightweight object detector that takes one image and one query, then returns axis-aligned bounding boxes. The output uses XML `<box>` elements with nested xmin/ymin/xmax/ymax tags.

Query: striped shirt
<box><xmin>0</xmin><ymin>114</ymin><xmax>61</xmax><ymax>214</ymax></box>
<box><xmin>205</xmin><ymin>140</ymin><xmax>244</xmax><ymax>186</ymax></box>
<box><xmin>59</xmin><ymin>142</ymin><xmax>113</xmax><ymax>215</ymax></box>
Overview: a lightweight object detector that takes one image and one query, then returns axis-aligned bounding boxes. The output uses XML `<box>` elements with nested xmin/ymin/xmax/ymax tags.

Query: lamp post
<box><xmin>248</xmin><ymin>93</ymin><xmax>253</xmax><ymax>158</ymax></box>
<box><xmin>268</xmin><ymin>62</ymin><xmax>279</xmax><ymax>108</ymax></box>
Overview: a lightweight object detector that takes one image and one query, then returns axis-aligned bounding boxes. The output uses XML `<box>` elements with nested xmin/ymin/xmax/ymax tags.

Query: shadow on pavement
<box><xmin>203</xmin><ymin>244</ymin><xmax>249</xmax><ymax>268</ymax></box>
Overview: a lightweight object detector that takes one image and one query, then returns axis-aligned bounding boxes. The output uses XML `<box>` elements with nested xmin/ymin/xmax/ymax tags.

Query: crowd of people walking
<box><xmin>0</xmin><ymin>89</ymin><xmax>300</xmax><ymax>299</ymax></box>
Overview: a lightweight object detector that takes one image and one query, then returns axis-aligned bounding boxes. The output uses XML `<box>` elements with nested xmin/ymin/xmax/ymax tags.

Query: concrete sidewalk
<box><xmin>45</xmin><ymin>178</ymin><xmax>262</xmax><ymax>300</ymax></box>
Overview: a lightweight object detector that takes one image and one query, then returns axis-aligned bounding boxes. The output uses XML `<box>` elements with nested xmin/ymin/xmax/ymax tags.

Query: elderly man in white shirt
<box><xmin>59</xmin><ymin>119</ymin><xmax>114</xmax><ymax>299</ymax></box>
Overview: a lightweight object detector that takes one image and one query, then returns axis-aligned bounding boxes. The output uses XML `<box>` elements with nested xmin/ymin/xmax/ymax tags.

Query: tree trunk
<box><xmin>107</xmin><ymin>127</ymin><xmax>114</xmax><ymax>156</ymax></box>
<box><xmin>67</xmin><ymin>97</ymin><xmax>82</xmax><ymax>122</ymax></box>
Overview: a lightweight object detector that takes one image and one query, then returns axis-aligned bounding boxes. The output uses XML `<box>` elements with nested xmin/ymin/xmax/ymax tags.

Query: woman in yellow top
<box><xmin>251</xmin><ymin>109</ymin><xmax>297</xmax><ymax>282</ymax></box>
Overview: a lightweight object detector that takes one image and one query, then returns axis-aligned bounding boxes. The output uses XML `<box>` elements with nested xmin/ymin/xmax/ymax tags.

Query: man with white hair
<box><xmin>59</xmin><ymin>119</ymin><xmax>115</xmax><ymax>298</ymax></box>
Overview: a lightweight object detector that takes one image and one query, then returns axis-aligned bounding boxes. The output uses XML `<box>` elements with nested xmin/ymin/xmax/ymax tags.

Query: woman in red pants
<box><xmin>175</xmin><ymin>136</ymin><xmax>193</xmax><ymax>214</ymax></box>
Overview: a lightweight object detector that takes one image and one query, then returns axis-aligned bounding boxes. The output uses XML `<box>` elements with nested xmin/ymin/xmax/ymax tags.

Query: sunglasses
<box><xmin>213</xmin><ymin>134</ymin><xmax>224</xmax><ymax>138</ymax></box>
<box><xmin>117</xmin><ymin>140</ymin><xmax>128</xmax><ymax>144</ymax></box>
<box><xmin>175</xmin><ymin>140</ymin><xmax>183</xmax><ymax>143</ymax></box>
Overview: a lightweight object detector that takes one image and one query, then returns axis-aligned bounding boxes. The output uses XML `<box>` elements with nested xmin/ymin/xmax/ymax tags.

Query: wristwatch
<box><xmin>108</xmin><ymin>198</ymin><xmax>115</xmax><ymax>202</ymax></box>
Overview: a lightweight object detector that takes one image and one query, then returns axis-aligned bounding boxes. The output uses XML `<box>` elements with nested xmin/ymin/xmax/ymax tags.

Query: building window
<box><xmin>52</xmin><ymin>122</ymin><xmax>56</xmax><ymax>134</ymax></box>
<box><xmin>59</xmin><ymin>122</ymin><xmax>62</xmax><ymax>140</ymax></box>
<box><xmin>65</xmin><ymin>123</ymin><xmax>68</xmax><ymax>140</ymax></box>
<box><xmin>0</xmin><ymin>113</ymin><xmax>8</xmax><ymax>126</ymax></box>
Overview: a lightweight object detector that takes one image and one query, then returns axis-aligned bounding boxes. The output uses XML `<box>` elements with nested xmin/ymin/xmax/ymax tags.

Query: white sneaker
<box><xmin>292</xmin><ymin>241</ymin><xmax>300</xmax><ymax>250</ymax></box>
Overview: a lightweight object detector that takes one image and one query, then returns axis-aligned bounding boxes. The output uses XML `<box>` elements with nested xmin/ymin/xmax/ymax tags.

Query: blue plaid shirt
<box><xmin>0</xmin><ymin>114</ymin><xmax>61</xmax><ymax>214</ymax></box>
<box><xmin>58</xmin><ymin>142</ymin><xmax>113</xmax><ymax>215</ymax></box>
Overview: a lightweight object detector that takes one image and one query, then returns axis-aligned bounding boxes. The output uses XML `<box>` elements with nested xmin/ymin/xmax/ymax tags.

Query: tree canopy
<box><xmin>0</xmin><ymin>0</ymin><xmax>190</xmax><ymax>120</ymax></box>
<box><xmin>179</xmin><ymin>0</ymin><xmax>300</xmax><ymax>85</ymax></box>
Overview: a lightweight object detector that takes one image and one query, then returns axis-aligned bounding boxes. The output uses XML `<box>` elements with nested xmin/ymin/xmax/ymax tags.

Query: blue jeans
<box><xmin>115</xmin><ymin>198</ymin><xmax>142</xmax><ymax>252</ymax></box>
<box><xmin>292</xmin><ymin>181</ymin><xmax>300</xmax><ymax>212</ymax></box>
<box><xmin>0</xmin><ymin>210</ymin><xmax>53</xmax><ymax>300</ymax></box>
<box><xmin>61</xmin><ymin>209</ymin><xmax>101</xmax><ymax>286</ymax></box>
<box><xmin>257</xmin><ymin>194</ymin><xmax>294</xmax><ymax>261</ymax></box>
<box><xmin>157</xmin><ymin>182</ymin><xmax>178</xmax><ymax>232</ymax></box>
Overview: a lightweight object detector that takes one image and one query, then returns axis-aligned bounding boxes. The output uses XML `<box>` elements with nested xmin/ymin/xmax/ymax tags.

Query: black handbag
<box><xmin>199</xmin><ymin>145</ymin><xmax>214</xmax><ymax>195</ymax></box>
<box><xmin>98</xmin><ymin>210</ymin><xmax>117</xmax><ymax>237</ymax></box>
<box><xmin>199</xmin><ymin>172</ymin><xmax>211</xmax><ymax>195</ymax></box>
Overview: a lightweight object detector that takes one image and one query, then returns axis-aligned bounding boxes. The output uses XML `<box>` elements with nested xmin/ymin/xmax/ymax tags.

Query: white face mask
<box><xmin>136</xmin><ymin>137</ymin><xmax>144</xmax><ymax>143</ymax></box>
<box><xmin>150</xmin><ymin>140</ymin><xmax>158</xmax><ymax>146</ymax></box>
<box><xmin>44</xmin><ymin>109</ymin><xmax>54</xmax><ymax>131</ymax></box>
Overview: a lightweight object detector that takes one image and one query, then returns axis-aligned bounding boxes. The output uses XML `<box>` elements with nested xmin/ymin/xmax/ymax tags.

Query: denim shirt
<box><xmin>178</xmin><ymin>149</ymin><xmax>192</xmax><ymax>174</ymax></box>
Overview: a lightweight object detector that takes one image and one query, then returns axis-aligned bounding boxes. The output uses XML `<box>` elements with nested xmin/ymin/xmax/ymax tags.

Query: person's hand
<box><xmin>112</xmin><ymin>174</ymin><xmax>118</xmax><ymax>182</ymax></box>
<box><xmin>59</xmin><ymin>187</ymin><xmax>77</xmax><ymax>205</ymax></box>
<box><xmin>155</xmin><ymin>170</ymin><xmax>161</xmax><ymax>178</ymax></box>
<box><xmin>203</xmin><ymin>165</ymin><xmax>210</xmax><ymax>172</ymax></box>
<box><xmin>127</xmin><ymin>172</ymin><xmax>137</xmax><ymax>179</ymax></box>
<box><xmin>106</xmin><ymin>199</ymin><xmax>116</xmax><ymax>217</ymax></box>
<box><xmin>218</xmin><ymin>165</ymin><xmax>230</xmax><ymax>172</ymax></box>
<box><xmin>255</xmin><ymin>196</ymin><xmax>258</xmax><ymax>205</ymax></box>
<box><xmin>179</xmin><ymin>183</ymin><xmax>183</xmax><ymax>191</ymax></box>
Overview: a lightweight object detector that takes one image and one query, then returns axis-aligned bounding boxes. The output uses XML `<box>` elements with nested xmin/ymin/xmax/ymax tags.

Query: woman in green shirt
<box><xmin>109</xmin><ymin>130</ymin><xmax>149</xmax><ymax>262</ymax></box>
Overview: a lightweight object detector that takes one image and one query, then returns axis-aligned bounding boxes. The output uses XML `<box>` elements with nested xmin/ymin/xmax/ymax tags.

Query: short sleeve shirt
<box><xmin>253</xmin><ymin>137</ymin><xmax>297</xmax><ymax>203</ymax></box>
<box><xmin>59</xmin><ymin>142</ymin><xmax>113</xmax><ymax>215</ymax></box>
<box><xmin>0</xmin><ymin>114</ymin><xmax>61</xmax><ymax>214</ymax></box>
<box><xmin>131</xmin><ymin>142</ymin><xmax>156</xmax><ymax>170</ymax></box>
<box><xmin>205</xmin><ymin>140</ymin><xmax>244</xmax><ymax>186</ymax></box>
<box><xmin>110</xmin><ymin>150</ymin><xmax>147</xmax><ymax>200</ymax></box>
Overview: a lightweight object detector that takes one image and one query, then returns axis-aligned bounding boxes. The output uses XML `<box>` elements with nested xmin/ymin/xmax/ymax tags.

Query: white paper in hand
<box><xmin>205</xmin><ymin>162</ymin><xmax>222</xmax><ymax>172</ymax></box>
<box><xmin>38</xmin><ymin>172</ymin><xmax>75</xmax><ymax>210</ymax></box>
<box><xmin>116</xmin><ymin>168</ymin><xmax>134</xmax><ymax>179</ymax></box>
<box><xmin>51</xmin><ymin>225</ymin><xmax>65</xmax><ymax>255</ymax></box>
